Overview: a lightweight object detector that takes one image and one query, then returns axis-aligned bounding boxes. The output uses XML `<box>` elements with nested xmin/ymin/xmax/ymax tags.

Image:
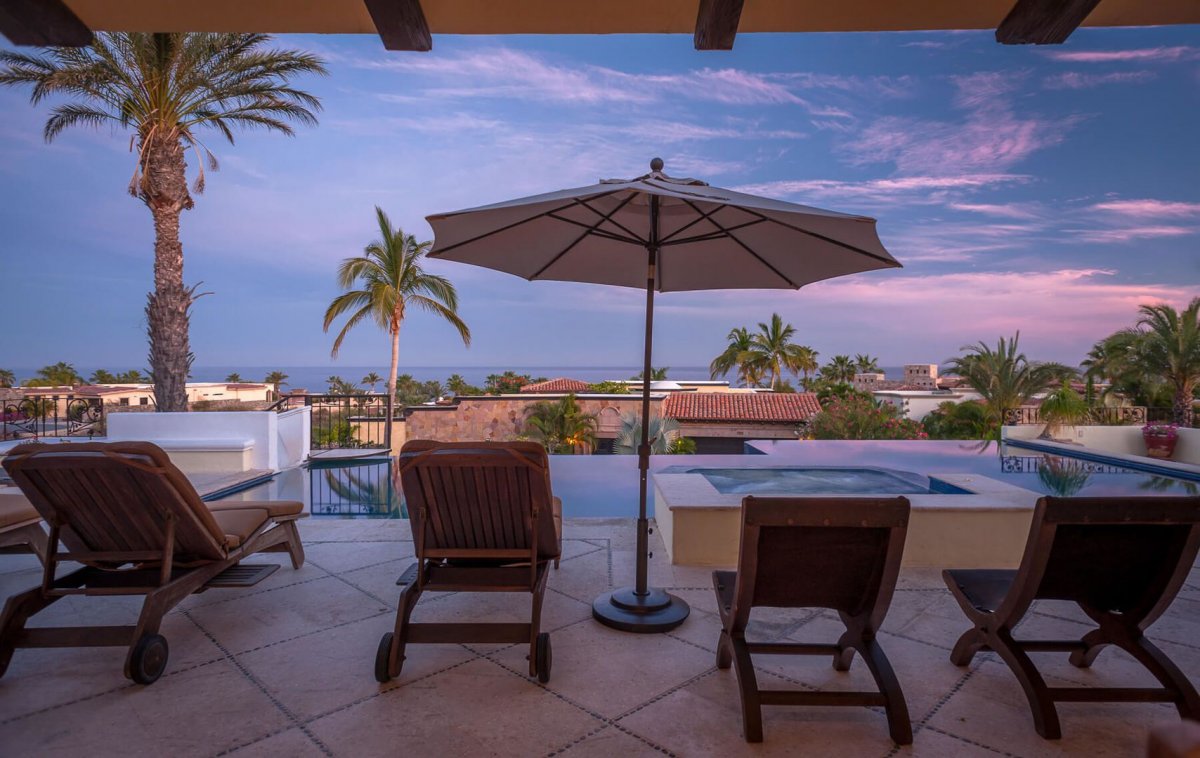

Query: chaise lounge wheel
<box><xmin>375</xmin><ymin>632</ymin><xmax>394</xmax><ymax>683</ymax></box>
<box><xmin>535</xmin><ymin>632</ymin><xmax>552</xmax><ymax>684</ymax></box>
<box><xmin>129</xmin><ymin>633</ymin><xmax>169</xmax><ymax>685</ymax></box>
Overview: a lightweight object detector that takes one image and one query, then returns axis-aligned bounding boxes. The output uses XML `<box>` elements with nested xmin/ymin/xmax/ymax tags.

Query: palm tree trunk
<box><xmin>1175</xmin><ymin>385</ymin><xmax>1194</xmax><ymax>427</ymax></box>
<box><xmin>387</xmin><ymin>322</ymin><xmax>400</xmax><ymax>404</ymax></box>
<box><xmin>144</xmin><ymin>137</ymin><xmax>193</xmax><ymax>412</ymax></box>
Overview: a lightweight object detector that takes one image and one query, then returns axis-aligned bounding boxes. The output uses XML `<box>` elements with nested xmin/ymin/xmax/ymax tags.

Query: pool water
<box><xmin>690</xmin><ymin>467</ymin><xmax>971</xmax><ymax>496</ymax></box>
<box><xmin>221</xmin><ymin>441</ymin><xmax>1199</xmax><ymax>519</ymax></box>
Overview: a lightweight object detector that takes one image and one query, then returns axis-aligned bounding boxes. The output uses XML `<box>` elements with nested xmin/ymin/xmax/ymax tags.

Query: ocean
<box><xmin>11</xmin><ymin>365</ymin><xmax>909</xmax><ymax>390</ymax></box>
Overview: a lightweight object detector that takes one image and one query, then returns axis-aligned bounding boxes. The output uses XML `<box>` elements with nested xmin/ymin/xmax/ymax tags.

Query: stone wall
<box><xmin>404</xmin><ymin>395</ymin><xmax>657</xmax><ymax>442</ymax></box>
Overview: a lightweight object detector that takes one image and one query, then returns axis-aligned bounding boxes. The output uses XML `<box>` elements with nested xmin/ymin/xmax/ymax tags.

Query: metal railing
<box><xmin>277</xmin><ymin>393</ymin><xmax>395</xmax><ymax>450</ymax></box>
<box><xmin>1003</xmin><ymin>406</ymin><xmax>1148</xmax><ymax>426</ymax></box>
<box><xmin>309</xmin><ymin>458</ymin><xmax>398</xmax><ymax>517</ymax></box>
<box><xmin>1</xmin><ymin>394</ymin><xmax>105</xmax><ymax>441</ymax></box>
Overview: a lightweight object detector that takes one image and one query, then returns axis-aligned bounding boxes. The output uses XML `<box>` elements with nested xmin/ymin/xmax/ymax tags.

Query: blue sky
<box><xmin>1</xmin><ymin>27</ymin><xmax>1197</xmax><ymax>376</ymax></box>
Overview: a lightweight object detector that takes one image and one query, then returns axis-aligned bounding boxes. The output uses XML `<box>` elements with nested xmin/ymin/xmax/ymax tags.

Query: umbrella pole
<box><xmin>592</xmin><ymin>193</ymin><xmax>690</xmax><ymax>633</ymax></box>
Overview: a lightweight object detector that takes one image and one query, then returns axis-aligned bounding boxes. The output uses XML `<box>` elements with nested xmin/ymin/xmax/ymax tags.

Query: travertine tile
<box><xmin>552</xmin><ymin>724</ymin><xmax>666</xmax><ymax>756</ymax></box>
<box><xmin>226</xmin><ymin>727</ymin><xmax>328</xmax><ymax>757</ymax></box>
<box><xmin>307</xmin><ymin>657</ymin><xmax>601</xmax><ymax>757</ymax></box>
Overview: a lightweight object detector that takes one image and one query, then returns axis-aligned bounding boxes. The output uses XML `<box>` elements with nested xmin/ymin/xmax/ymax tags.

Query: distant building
<box><xmin>662</xmin><ymin>392</ymin><xmax>823</xmax><ymax>454</ymax></box>
<box><xmin>520</xmin><ymin>378</ymin><xmax>593</xmax><ymax>393</ymax></box>
<box><xmin>903</xmin><ymin>364</ymin><xmax>940</xmax><ymax>389</ymax></box>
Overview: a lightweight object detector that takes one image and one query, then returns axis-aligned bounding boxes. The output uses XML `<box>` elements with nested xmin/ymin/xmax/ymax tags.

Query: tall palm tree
<box><xmin>25</xmin><ymin>362</ymin><xmax>82</xmax><ymax>387</ymax></box>
<box><xmin>264</xmin><ymin>371</ymin><xmax>289</xmax><ymax>389</ymax></box>
<box><xmin>1134</xmin><ymin>299</ymin><xmax>1200</xmax><ymax>425</ymax></box>
<box><xmin>324</xmin><ymin>207</ymin><xmax>471</xmax><ymax>405</ymax></box>
<box><xmin>746</xmin><ymin>313</ymin><xmax>812</xmax><ymax>390</ymax></box>
<box><xmin>948</xmin><ymin>333</ymin><xmax>1074</xmax><ymax>427</ymax></box>
<box><xmin>225</xmin><ymin>372</ymin><xmax>243</xmax><ymax>383</ymax></box>
<box><xmin>0</xmin><ymin>369</ymin><xmax>14</xmax><ymax>388</ymax></box>
<box><xmin>362</xmin><ymin>372</ymin><xmax>383</xmax><ymax>393</ymax></box>
<box><xmin>524</xmin><ymin>394</ymin><xmax>597</xmax><ymax>454</ymax></box>
<box><xmin>821</xmin><ymin>355</ymin><xmax>857</xmax><ymax>384</ymax></box>
<box><xmin>709</xmin><ymin>327</ymin><xmax>757</xmax><ymax>385</ymax></box>
<box><xmin>0</xmin><ymin>35</ymin><xmax>326</xmax><ymax>411</ymax></box>
<box><xmin>854</xmin><ymin>354</ymin><xmax>880</xmax><ymax>374</ymax></box>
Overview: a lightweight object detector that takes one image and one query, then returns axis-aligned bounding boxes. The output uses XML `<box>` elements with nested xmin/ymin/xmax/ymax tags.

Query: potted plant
<box><xmin>1142</xmin><ymin>423</ymin><xmax>1180</xmax><ymax>459</ymax></box>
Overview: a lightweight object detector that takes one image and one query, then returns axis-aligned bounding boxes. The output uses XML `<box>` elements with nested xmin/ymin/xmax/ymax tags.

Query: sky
<box><xmin>0</xmin><ymin>26</ymin><xmax>1198</xmax><ymax>376</ymax></box>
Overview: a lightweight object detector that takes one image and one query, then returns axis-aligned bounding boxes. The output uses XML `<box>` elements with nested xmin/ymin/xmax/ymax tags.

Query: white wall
<box><xmin>107</xmin><ymin>408</ymin><xmax>311</xmax><ymax>471</ymax></box>
<box><xmin>1003</xmin><ymin>425</ymin><xmax>1200</xmax><ymax>466</ymax></box>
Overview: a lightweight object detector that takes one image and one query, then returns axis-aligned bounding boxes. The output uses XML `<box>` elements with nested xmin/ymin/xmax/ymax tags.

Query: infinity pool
<box><xmin>221</xmin><ymin>441</ymin><xmax>1199</xmax><ymax>519</ymax></box>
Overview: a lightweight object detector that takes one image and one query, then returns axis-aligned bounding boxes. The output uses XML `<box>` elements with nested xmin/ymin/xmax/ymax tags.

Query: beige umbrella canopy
<box><xmin>427</xmin><ymin>159</ymin><xmax>900</xmax><ymax>633</ymax></box>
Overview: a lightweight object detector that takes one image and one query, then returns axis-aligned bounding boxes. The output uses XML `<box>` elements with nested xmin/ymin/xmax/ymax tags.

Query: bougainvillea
<box><xmin>807</xmin><ymin>394</ymin><xmax>928</xmax><ymax>441</ymax></box>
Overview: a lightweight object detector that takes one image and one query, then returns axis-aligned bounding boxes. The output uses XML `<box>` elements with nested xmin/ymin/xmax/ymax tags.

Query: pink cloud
<box><xmin>1043</xmin><ymin>71</ymin><xmax>1156</xmax><ymax>90</ymax></box>
<box><xmin>947</xmin><ymin>202</ymin><xmax>1042</xmax><ymax>220</ymax></box>
<box><xmin>1046</xmin><ymin>46</ymin><xmax>1199</xmax><ymax>63</ymax></box>
<box><xmin>733</xmin><ymin>174</ymin><xmax>1031</xmax><ymax>207</ymax></box>
<box><xmin>1090</xmin><ymin>199</ymin><xmax>1200</xmax><ymax>218</ymax></box>
<box><xmin>1074</xmin><ymin>226</ymin><xmax>1196</xmax><ymax>243</ymax></box>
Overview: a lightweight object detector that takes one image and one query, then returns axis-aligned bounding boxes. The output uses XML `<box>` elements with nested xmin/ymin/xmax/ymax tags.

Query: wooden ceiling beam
<box><xmin>363</xmin><ymin>0</ymin><xmax>432</xmax><ymax>51</ymax></box>
<box><xmin>694</xmin><ymin>0</ymin><xmax>744</xmax><ymax>51</ymax></box>
<box><xmin>0</xmin><ymin>0</ymin><xmax>92</xmax><ymax>47</ymax></box>
<box><xmin>996</xmin><ymin>0</ymin><xmax>1103</xmax><ymax>44</ymax></box>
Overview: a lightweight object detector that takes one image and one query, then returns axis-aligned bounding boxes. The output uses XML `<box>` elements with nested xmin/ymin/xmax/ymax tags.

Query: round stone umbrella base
<box><xmin>592</xmin><ymin>586</ymin><xmax>691</xmax><ymax>633</ymax></box>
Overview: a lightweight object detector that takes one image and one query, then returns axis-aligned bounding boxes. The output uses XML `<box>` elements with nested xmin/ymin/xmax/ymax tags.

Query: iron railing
<box><xmin>278</xmin><ymin>394</ymin><xmax>395</xmax><ymax>450</ymax></box>
<box><xmin>309</xmin><ymin>458</ymin><xmax>398</xmax><ymax>517</ymax></box>
<box><xmin>1</xmin><ymin>394</ymin><xmax>104</xmax><ymax>441</ymax></box>
<box><xmin>1003</xmin><ymin>406</ymin><xmax>1148</xmax><ymax>426</ymax></box>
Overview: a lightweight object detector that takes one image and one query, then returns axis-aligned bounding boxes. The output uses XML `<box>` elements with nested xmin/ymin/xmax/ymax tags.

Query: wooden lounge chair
<box><xmin>375</xmin><ymin>440</ymin><xmax>562</xmax><ymax>684</ymax></box>
<box><xmin>0</xmin><ymin>490</ymin><xmax>48</xmax><ymax>562</ymax></box>
<box><xmin>0</xmin><ymin>441</ymin><xmax>305</xmax><ymax>685</ymax></box>
<box><xmin>944</xmin><ymin>496</ymin><xmax>1200</xmax><ymax>739</ymax></box>
<box><xmin>713</xmin><ymin>495</ymin><xmax>913</xmax><ymax>744</ymax></box>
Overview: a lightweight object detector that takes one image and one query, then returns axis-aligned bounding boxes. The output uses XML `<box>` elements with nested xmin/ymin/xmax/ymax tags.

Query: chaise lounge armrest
<box><xmin>208</xmin><ymin>499</ymin><xmax>305</xmax><ymax>521</ymax></box>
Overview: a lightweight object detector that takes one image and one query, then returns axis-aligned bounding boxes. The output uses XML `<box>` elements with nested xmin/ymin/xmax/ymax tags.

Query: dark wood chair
<box><xmin>0</xmin><ymin>491</ymin><xmax>48</xmax><ymax>562</ymax></box>
<box><xmin>944</xmin><ymin>496</ymin><xmax>1200</xmax><ymax>739</ymax></box>
<box><xmin>375</xmin><ymin>440</ymin><xmax>563</xmax><ymax>684</ymax></box>
<box><xmin>713</xmin><ymin>495</ymin><xmax>913</xmax><ymax>744</ymax></box>
<box><xmin>0</xmin><ymin>441</ymin><xmax>305</xmax><ymax>685</ymax></box>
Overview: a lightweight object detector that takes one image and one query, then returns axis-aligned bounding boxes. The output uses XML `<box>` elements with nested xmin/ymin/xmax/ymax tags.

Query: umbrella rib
<box><xmin>529</xmin><ymin>192</ymin><xmax>641</xmax><ymax>280</ymax></box>
<box><xmin>660</xmin><ymin>218</ymin><xmax>767</xmax><ymax>246</ymax></box>
<box><xmin>677</xmin><ymin>199</ymin><xmax>799</xmax><ymax>288</ymax></box>
<box><xmin>575</xmin><ymin>196</ymin><xmax>648</xmax><ymax>246</ymax></box>
<box><xmin>545</xmin><ymin>213</ymin><xmax>644</xmax><ymax>245</ymax></box>
<box><xmin>739</xmin><ymin>206</ymin><xmax>900</xmax><ymax>268</ymax></box>
<box><xmin>429</xmin><ymin>190</ymin><xmax>624</xmax><ymax>257</ymax></box>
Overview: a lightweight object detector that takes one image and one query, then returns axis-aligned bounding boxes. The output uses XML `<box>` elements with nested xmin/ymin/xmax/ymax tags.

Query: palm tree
<box><xmin>324</xmin><ymin>207</ymin><xmax>471</xmax><ymax>407</ymax></box>
<box><xmin>1038</xmin><ymin>381</ymin><xmax>1090</xmax><ymax>439</ymax></box>
<box><xmin>1132</xmin><ymin>299</ymin><xmax>1200</xmax><ymax>425</ymax></box>
<box><xmin>263</xmin><ymin>370</ymin><xmax>289</xmax><ymax>389</ymax></box>
<box><xmin>854</xmin><ymin>354</ymin><xmax>881</xmax><ymax>374</ymax></box>
<box><xmin>524</xmin><ymin>394</ymin><xmax>597</xmax><ymax>454</ymax></box>
<box><xmin>710</xmin><ymin>326</ymin><xmax>754</xmax><ymax>384</ymax></box>
<box><xmin>794</xmin><ymin>345</ymin><xmax>819</xmax><ymax>388</ymax></box>
<box><xmin>0</xmin><ymin>369</ymin><xmax>14</xmax><ymax>388</ymax></box>
<box><xmin>821</xmin><ymin>355</ymin><xmax>857</xmax><ymax>384</ymax></box>
<box><xmin>614</xmin><ymin>413</ymin><xmax>680</xmax><ymax>455</ymax></box>
<box><xmin>90</xmin><ymin>369</ymin><xmax>118</xmax><ymax>384</ymax></box>
<box><xmin>947</xmin><ymin>333</ymin><xmax>1074</xmax><ymax>427</ymax></box>
<box><xmin>1083</xmin><ymin>329</ymin><xmax>1166</xmax><ymax>407</ymax></box>
<box><xmin>0</xmin><ymin>35</ymin><xmax>326</xmax><ymax>411</ymax></box>
<box><xmin>746</xmin><ymin>313</ymin><xmax>812</xmax><ymax>390</ymax></box>
<box><xmin>25</xmin><ymin>362</ymin><xmax>82</xmax><ymax>387</ymax></box>
<box><xmin>225</xmin><ymin>372</ymin><xmax>243</xmax><ymax>383</ymax></box>
<box><xmin>631</xmin><ymin>367</ymin><xmax>670</xmax><ymax>381</ymax></box>
<box><xmin>362</xmin><ymin>372</ymin><xmax>383</xmax><ymax>393</ymax></box>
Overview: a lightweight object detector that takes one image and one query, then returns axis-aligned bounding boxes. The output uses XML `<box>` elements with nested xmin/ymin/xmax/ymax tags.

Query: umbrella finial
<box><xmin>650</xmin><ymin>157</ymin><xmax>664</xmax><ymax>172</ymax></box>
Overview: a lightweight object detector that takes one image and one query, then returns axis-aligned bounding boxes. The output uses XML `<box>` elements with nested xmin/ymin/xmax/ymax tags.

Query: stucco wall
<box><xmin>404</xmin><ymin>395</ymin><xmax>656</xmax><ymax>442</ymax></box>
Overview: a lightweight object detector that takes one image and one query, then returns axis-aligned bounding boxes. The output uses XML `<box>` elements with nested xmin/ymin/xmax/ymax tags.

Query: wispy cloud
<box><xmin>1045</xmin><ymin>46</ymin><xmax>1199</xmax><ymax>63</ymax></box>
<box><xmin>1090</xmin><ymin>199</ymin><xmax>1200</xmax><ymax>218</ymax></box>
<box><xmin>1043</xmin><ymin>71</ymin><xmax>1156</xmax><ymax>89</ymax></box>
<box><xmin>1073</xmin><ymin>225</ymin><xmax>1196</xmax><ymax>243</ymax></box>
<box><xmin>947</xmin><ymin>202</ymin><xmax>1042</xmax><ymax>220</ymax></box>
<box><xmin>840</xmin><ymin>71</ymin><xmax>1076</xmax><ymax>174</ymax></box>
<box><xmin>734</xmin><ymin>174</ymin><xmax>1032</xmax><ymax>208</ymax></box>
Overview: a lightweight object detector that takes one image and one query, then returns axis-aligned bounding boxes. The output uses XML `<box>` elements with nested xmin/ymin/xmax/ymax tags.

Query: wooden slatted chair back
<box><xmin>2</xmin><ymin>441</ymin><xmax>228</xmax><ymax>562</ymax></box>
<box><xmin>1022</xmin><ymin>496</ymin><xmax>1200</xmax><ymax>617</ymax></box>
<box><xmin>397</xmin><ymin>441</ymin><xmax>558</xmax><ymax>563</ymax></box>
<box><xmin>732</xmin><ymin>496</ymin><xmax>910</xmax><ymax>624</ymax></box>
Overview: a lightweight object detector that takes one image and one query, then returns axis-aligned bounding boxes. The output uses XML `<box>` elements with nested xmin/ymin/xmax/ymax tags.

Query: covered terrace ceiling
<box><xmin>2</xmin><ymin>0</ymin><xmax>1199</xmax><ymax>52</ymax></box>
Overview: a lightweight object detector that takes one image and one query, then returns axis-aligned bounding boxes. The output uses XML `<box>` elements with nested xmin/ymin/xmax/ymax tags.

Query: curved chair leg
<box><xmin>283</xmin><ymin>521</ymin><xmax>305</xmax><ymax>570</ymax></box>
<box><xmin>528</xmin><ymin>567</ymin><xmax>550</xmax><ymax>677</ymax></box>
<box><xmin>729</xmin><ymin>635</ymin><xmax>764</xmax><ymax>743</ymax></box>
<box><xmin>0</xmin><ymin>586</ymin><xmax>58</xmax><ymax>678</ymax></box>
<box><xmin>991</xmin><ymin>628</ymin><xmax>1062</xmax><ymax>739</ymax></box>
<box><xmin>1126</xmin><ymin>635</ymin><xmax>1200</xmax><ymax>720</ymax></box>
<box><xmin>389</xmin><ymin>583</ymin><xmax>422</xmax><ymax>679</ymax></box>
<box><xmin>949</xmin><ymin>627</ymin><xmax>988</xmax><ymax>667</ymax></box>
<box><xmin>833</xmin><ymin>629</ymin><xmax>857</xmax><ymax>671</ymax></box>
<box><xmin>858</xmin><ymin>637</ymin><xmax>913</xmax><ymax>746</ymax></box>
<box><xmin>716</xmin><ymin>629</ymin><xmax>733</xmax><ymax>669</ymax></box>
<box><xmin>1068</xmin><ymin>629</ymin><xmax>1108</xmax><ymax>669</ymax></box>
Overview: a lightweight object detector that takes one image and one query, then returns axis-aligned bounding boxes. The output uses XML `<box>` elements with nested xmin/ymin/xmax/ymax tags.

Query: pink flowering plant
<box><xmin>808</xmin><ymin>395</ymin><xmax>928</xmax><ymax>441</ymax></box>
<box><xmin>1142</xmin><ymin>423</ymin><xmax>1180</xmax><ymax>441</ymax></box>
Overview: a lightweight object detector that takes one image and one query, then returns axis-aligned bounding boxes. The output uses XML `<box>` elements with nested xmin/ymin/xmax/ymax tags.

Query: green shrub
<box><xmin>808</xmin><ymin>395</ymin><xmax>927</xmax><ymax>440</ymax></box>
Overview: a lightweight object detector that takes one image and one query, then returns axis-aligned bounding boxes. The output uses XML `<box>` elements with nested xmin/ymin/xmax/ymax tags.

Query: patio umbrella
<box><xmin>426</xmin><ymin>158</ymin><xmax>900</xmax><ymax>633</ymax></box>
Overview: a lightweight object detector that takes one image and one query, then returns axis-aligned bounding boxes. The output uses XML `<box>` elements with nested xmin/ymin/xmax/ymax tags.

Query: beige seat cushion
<box><xmin>0</xmin><ymin>491</ymin><xmax>40</xmax><ymax>530</ymax></box>
<box><xmin>212</xmin><ymin>507</ymin><xmax>271</xmax><ymax>548</ymax></box>
<box><xmin>209</xmin><ymin>499</ymin><xmax>304</xmax><ymax>520</ymax></box>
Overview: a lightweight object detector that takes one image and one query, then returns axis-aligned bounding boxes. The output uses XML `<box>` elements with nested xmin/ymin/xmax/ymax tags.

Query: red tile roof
<box><xmin>663</xmin><ymin>392</ymin><xmax>822</xmax><ymax>423</ymax></box>
<box><xmin>519</xmin><ymin>378</ymin><xmax>592</xmax><ymax>393</ymax></box>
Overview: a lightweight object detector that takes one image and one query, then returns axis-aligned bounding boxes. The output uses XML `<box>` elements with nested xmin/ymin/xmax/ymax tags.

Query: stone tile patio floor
<box><xmin>1</xmin><ymin>517</ymin><xmax>1197</xmax><ymax>757</ymax></box>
